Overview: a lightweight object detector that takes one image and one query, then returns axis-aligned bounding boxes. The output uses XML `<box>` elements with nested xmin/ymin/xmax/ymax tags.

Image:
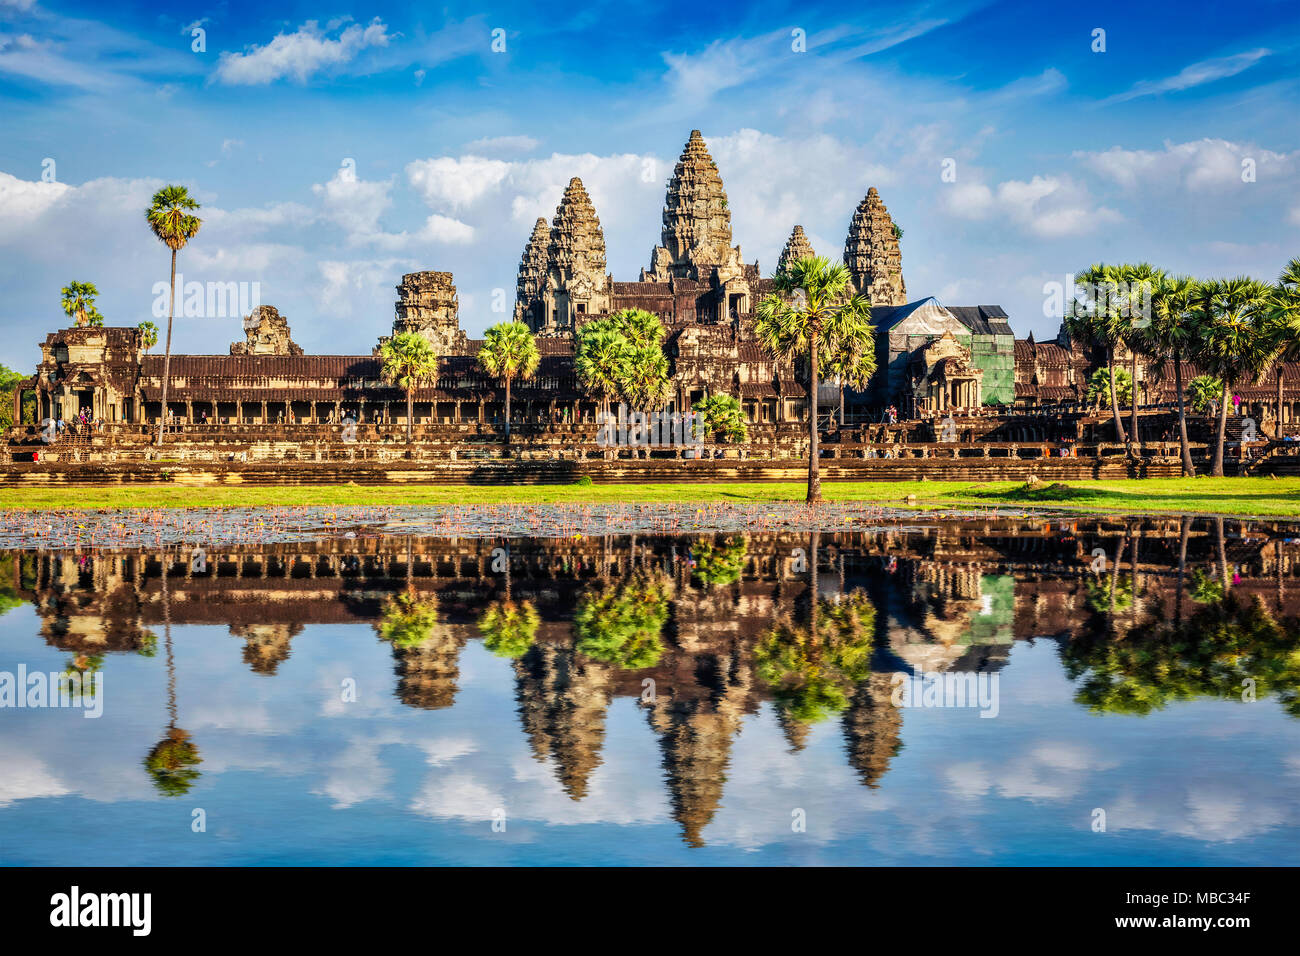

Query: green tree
<box><xmin>0</xmin><ymin>364</ymin><xmax>32</xmax><ymax>430</ymax></box>
<box><xmin>690</xmin><ymin>537</ymin><xmax>748</xmax><ymax>586</ymax></box>
<box><xmin>145</xmin><ymin>185</ymin><xmax>202</xmax><ymax>446</ymax></box>
<box><xmin>477</xmin><ymin>321</ymin><xmax>540</xmax><ymax>440</ymax></box>
<box><xmin>1148</xmin><ymin>275</ymin><xmax>1200</xmax><ymax>475</ymax></box>
<box><xmin>692</xmin><ymin>393</ymin><xmax>747</xmax><ymax>443</ymax></box>
<box><xmin>755</xmin><ymin>256</ymin><xmax>873</xmax><ymax>504</ymax></box>
<box><xmin>1117</xmin><ymin>263</ymin><xmax>1163</xmax><ymax>445</ymax></box>
<box><xmin>1187</xmin><ymin>374</ymin><xmax>1224</xmax><ymax>414</ymax></box>
<box><xmin>1067</xmin><ymin>263</ymin><xmax>1131</xmax><ymax>449</ymax></box>
<box><xmin>379</xmin><ymin>331</ymin><xmax>440</xmax><ymax>443</ymax></box>
<box><xmin>138</xmin><ymin>320</ymin><xmax>159</xmax><ymax>354</ymax></box>
<box><xmin>575</xmin><ymin>322</ymin><xmax>632</xmax><ymax>418</ymax></box>
<box><xmin>1086</xmin><ymin>367</ymin><xmax>1132</xmax><ymax>409</ymax></box>
<box><xmin>1261</xmin><ymin>258</ymin><xmax>1300</xmax><ymax>433</ymax></box>
<box><xmin>60</xmin><ymin>280</ymin><xmax>103</xmax><ymax>327</ymax></box>
<box><xmin>1191</xmin><ymin>278</ymin><xmax>1274</xmax><ymax>476</ymax></box>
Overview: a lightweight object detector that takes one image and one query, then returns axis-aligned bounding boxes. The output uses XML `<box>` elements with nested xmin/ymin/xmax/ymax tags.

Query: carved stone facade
<box><xmin>514</xmin><ymin>217</ymin><xmax>551</xmax><ymax>326</ymax></box>
<box><xmin>382</xmin><ymin>271</ymin><xmax>468</xmax><ymax>355</ymax></box>
<box><xmin>230</xmin><ymin>305</ymin><xmax>303</xmax><ymax>357</ymax></box>
<box><xmin>844</xmin><ymin>187</ymin><xmax>907</xmax><ymax>307</ymax></box>
<box><xmin>645</xmin><ymin>130</ymin><xmax>747</xmax><ymax>284</ymax></box>
<box><xmin>776</xmin><ymin>225</ymin><xmax>816</xmax><ymax>274</ymax></box>
<box><xmin>532</xmin><ymin>178</ymin><xmax>612</xmax><ymax>335</ymax></box>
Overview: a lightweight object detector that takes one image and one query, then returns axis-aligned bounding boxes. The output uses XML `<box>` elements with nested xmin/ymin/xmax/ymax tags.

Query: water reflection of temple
<box><xmin>10</xmin><ymin>517</ymin><xmax>1300</xmax><ymax>845</ymax></box>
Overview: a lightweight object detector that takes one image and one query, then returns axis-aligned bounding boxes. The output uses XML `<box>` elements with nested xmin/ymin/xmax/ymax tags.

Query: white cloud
<box><xmin>1108</xmin><ymin>49</ymin><xmax>1270</xmax><ymax>103</ymax></box>
<box><xmin>311</xmin><ymin>167</ymin><xmax>394</xmax><ymax>239</ymax></box>
<box><xmin>940</xmin><ymin>173</ymin><xmax>1120</xmax><ymax>237</ymax></box>
<box><xmin>406</xmin><ymin>156</ymin><xmax>513</xmax><ymax>210</ymax></box>
<box><xmin>1078</xmin><ymin>138</ymin><xmax>1296</xmax><ymax>191</ymax></box>
<box><xmin>215</xmin><ymin>18</ymin><xmax>391</xmax><ymax>86</ymax></box>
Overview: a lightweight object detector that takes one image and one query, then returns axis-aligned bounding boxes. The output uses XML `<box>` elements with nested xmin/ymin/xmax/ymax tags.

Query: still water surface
<box><xmin>2</xmin><ymin>514</ymin><xmax>1299</xmax><ymax>865</ymax></box>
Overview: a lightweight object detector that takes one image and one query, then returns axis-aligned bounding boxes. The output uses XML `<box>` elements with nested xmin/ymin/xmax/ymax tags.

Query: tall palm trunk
<box><xmin>839</xmin><ymin>383</ymin><xmax>845</xmax><ymax>428</ymax></box>
<box><xmin>1106</xmin><ymin>346</ymin><xmax>1127</xmax><ymax>445</ymax></box>
<box><xmin>504</xmin><ymin>376</ymin><xmax>512</xmax><ymax>441</ymax></box>
<box><xmin>1129</xmin><ymin>347</ymin><xmax>1139</xmax><ymax>449</ymax></box>
<box><xmin>1173</xmin><ymin>346</ymin><xmax>1194</xmax><ymax>475</ymax></box>
<box><xmin>155</xmin><ymin>248</ymin><xmax>177</xmax><ymax>446</ymax></box>
<box><xmin>1277</xmin><ymin>362</ymin><xmax>1286</xmax><ymax>436</ymax></box>
<box><xmin>1213</xmin><ymin>381</ymin><xmax>1230</xmax><ymax>477</ymax></box>
<box><xmin>807</xmin><ymin>326</ymin><xmax>821</xmax><ymax>504</ymax></box>
<box><xmin>406</xmin><ymin>388</ymin><xmax>414</xmax><ymax>444</ymax></box>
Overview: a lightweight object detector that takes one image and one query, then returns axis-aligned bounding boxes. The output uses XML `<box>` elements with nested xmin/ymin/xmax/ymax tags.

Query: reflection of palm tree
<box><xmin>842</xmin><ymin>673</ymin><xmax>904</xmax><ymax>788</ymax></box>
<box><xmin>1064</xmin><ymin>591</ymin><xmax>1300</xmax><ymax>716</ymax></box>
<box><xmin>478</xmin><ymin>543</ymin><xmax>540</xmax><ymax>658</ymax></box>
<box><xmin>376</xmin><ymin>590</ymin><xmax>463</xmax><ymax>709</ymax></box>
<box><xmin>756</xmin><ymin>534</ymin><xmax>877</xmax><ymax>747</ymax></box>
<box><xmin>573</xmin><ymin>569</ymin><xmax>672</xmax><ymax>669</ymax></box>
<box><xmin>690</xmin><ymin>537</ymin><xmax>747</xmax><ymax>587</ymax></box>
<box><xmin>144</xmin><ymin>563</ymin><xmax>201</xmax><ymax>796</ymax></box>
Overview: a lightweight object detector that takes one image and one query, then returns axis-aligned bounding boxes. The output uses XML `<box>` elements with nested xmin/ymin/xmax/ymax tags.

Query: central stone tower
<box><xmin>844</xmin><ymin>187</ymin><xmax>907</xmax><ymax>306</ymax></box>
<box><xmin>645</xmin><ymin>130</ymin><xmax>745</xmax><ymax>282</ymax></box>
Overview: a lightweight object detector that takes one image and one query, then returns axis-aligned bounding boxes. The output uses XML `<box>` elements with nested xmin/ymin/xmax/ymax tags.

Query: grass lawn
<box><xmin>0</xmin><ymin>477</ymin><xmax>1298</xmax><ymax>517</ymax></box>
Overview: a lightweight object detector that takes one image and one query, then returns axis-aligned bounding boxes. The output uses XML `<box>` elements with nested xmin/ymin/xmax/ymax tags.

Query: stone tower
<box><xmin>230</xmin><ymin>305</ymin><xmax>303</xmax><ymax>356</ymax></box>
<box><xmin>539</xmin><ymin>177</ymin><xmax>610</xmax><ymax>335</ymax></box>
<box><xmin>646</xmin><ymin>130</ymin><xmax>744</xmax><ymax>282</ymax></box>
<box><xmin>776</xmin><ymin>225</ymin><xmax>816</xmax><ymax>275</ymax></box>
<box><xmin>383</xmin><ymin>271</ymin><xmax>468</xmax><ymax>354</ymax></box>
<box><xmin>514</xmin><ymin>217</ymin><xmax>551</xmax><ymax>328</ymax></box>
<box><xmin>844</xmin><ymin>187</ymin><xmax>907</xmax><ymax>306</ymax></box>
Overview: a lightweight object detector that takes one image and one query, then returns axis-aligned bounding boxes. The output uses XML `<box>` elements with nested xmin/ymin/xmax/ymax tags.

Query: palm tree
<box><xmin>138</xmin><ymin>321</ymin><xmax>159</xmax><ymax>355</ymax></box>
<box><xmin>1148</xmin><ymin>275</ymin><xmax>1199</xmax><ymax>475</ymax></box>
<box><xmin>379</xmin><ymin>332</ymin><xmax>440</xmax><ymax>443</ymax></box>
<box><xmin>575</xmin><ymin>323</ymin><xmax>632</xmax><ymax>419</ymax></box>
<box><xmin>1192</xmin><ymin>278</ymin><xmax>1274</xmax><ymax>476</ymax></box>
<box><xmin>1118</xmin><ymin>263</ymin><xmax>1163</xmax><ymax>447</ymax></box>
<box><xmin>1186</xmin><ymin>374</ymin><xmax>1224</xmax><ymax>415</ymax></box>
<box><xmin>144</xmin><ymin>562</ymin><xmax>201</xmax><ymax>796</ymax></box>
<box><xmin>822</xmin><ymin>323</ymin><xmax>877</xmax><ymax>426</ymax></box>
<box><xmin>145</xmin><ymin>186</ymin><xmax>202</xmax><ymax>446</ymax></box>
<box><xmin>477</xmin><ymin>321</ymin><xmax>540</xmax><ymax>440</ymax></box>
<box><xmin>755</xmin><ymin>256</ymin><xmax>873</xmax><ymax>504</ymax></box>
<box><xmin>1067</xmin><ymin>264</ymin><xmax>1135</xmax><ymax>450</ymax></box>
<box><xmin>60</xmin><ymin>281</ymin><xmax>103</xmax><ymax>327</ymax></box>
<box><xmin>1262</xmin><ymin>258</ymin><xmax>1300</xmax><ymax>434</ymax></box>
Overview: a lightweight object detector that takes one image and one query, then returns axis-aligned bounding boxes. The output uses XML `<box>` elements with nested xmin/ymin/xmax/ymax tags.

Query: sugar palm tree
<box><xmin>138</xmin><ymin>320</ymin><xmax>159</xmax><ymax>354</ymax></box>
<box><xmin>60</xmin><ymin>281</ymin><xmax>103</xmax><ymax>327</ymax></box>
<box><xmin>379</xmin><ymin>331</ymin><xmax>440</xmax><ymax>443</ymax></box>
<box><xmin>1186</xmin><ymin>374</ymin><xmax>1223</xmax><ymax>415</ymax></box>
<box><xmin>1148</xmin><ymin>275</ymin><xmax>1199</xmax><ymax>475</ymax></box>
<box><xmin>822</xmin><ymin>323</ymin><xmax>877</xmax><ymax>426</ymax></box>
<box><xmin>611</xmin><ymin>308</ymin><xmax>666</xmax><ymax>350</ymax></box>
<box><xmin>1118</xmin><ymin>262</ymin><xmax>1163</xmax><ymax>447</ymax></box>
<box><xmin>575</xmin><ymin>323</ymin><xmax>632</xmax><ymax>419</ymax></box>
<box><xmin>477</xmin><ymin>321</ymin><xmax>540</xmax><ymax>441</ymax></box>
<box><xmin>145</xmin><ymin>186</ymin><xmax>202</xmax><ymax>446</ymax></box>
<box><xmin>1066</xmin><ymin>264</ymin><xmax>1129</xmax><ymax>449</ymax></box>
<box><xmin>1262</xmin><ymin>258</ymin><xmax>1300</xmax><ymax>433</ymax></box>
<box><xmin>755</xmin><ymin>256</ymin><xmax>873</xmax><ymax>504</ymax></box>
<box><xmin>1192</xmin><ymin>278</ymin><xmax>1274</xmax><ymax>476</ymax></box>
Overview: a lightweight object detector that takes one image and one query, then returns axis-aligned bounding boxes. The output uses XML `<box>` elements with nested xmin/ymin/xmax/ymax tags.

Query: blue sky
<box><xmin>1</xmin><ymin>0</ymin><xmax>1298</xmax><ymax>369</ymax></box>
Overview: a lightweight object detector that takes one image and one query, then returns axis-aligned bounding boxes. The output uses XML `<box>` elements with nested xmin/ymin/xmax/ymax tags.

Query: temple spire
<box><xmin>844</xmin><ymin>187</ymin><xmax>907</xmax><ymax>306</ymax></box>
<box><xmin>776</xmin><ymin>225</ymin><xmax>816</xmax><ymax>275</ymax></box>
<box><xmin>647</xmin><ymin>130</ymin><xmax>736</xmax><ymax>281</ymax></box>
<box><xmin>514</xmin><ymin>217</ymin><xmax>550</xmax><ymax>327</ymax></box>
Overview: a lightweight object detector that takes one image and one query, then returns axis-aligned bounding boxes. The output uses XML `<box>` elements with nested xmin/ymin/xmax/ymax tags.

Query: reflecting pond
<box><xmin>2</xmin><ymin>514</ymin><xmax>1300</xmax><ymax>865</ymax></box>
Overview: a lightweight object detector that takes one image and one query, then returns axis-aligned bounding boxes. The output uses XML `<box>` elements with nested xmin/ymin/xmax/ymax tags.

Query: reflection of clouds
<box><xmin>946</xmin><ymin>743</ymin><xmax>1115</xmax><ymax>802</ymax></box>
<box><xmin>1105</xmin><ymin>787</ymin><xmax>1289</xmax><ymax>843</ymax></box>
<box><xmin>410</xmin><ymin>773</ymin><xmax>504</xmax><ymax>822</ymax></box>
<box><xmin>0</xmin><ymin>745</ymin><xmax>69</xmax><ymax>807</ymax></box>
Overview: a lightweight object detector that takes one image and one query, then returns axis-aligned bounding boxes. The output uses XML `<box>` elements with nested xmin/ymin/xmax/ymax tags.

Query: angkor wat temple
<box><xmin>11</xmin><ymin>130</ymin><xmax>1300</xmax><ymax>468</ymax></box>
